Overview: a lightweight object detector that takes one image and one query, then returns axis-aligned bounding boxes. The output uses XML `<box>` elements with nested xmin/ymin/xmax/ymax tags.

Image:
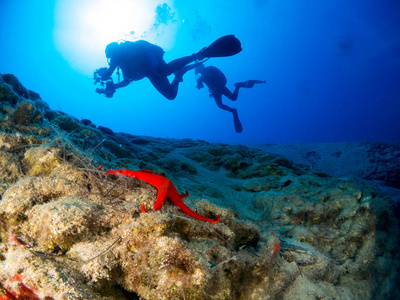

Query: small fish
<box><xmin>281</xmin><ymin>180</ymin><xmax>292</xmax><ymax>188</ymax></box>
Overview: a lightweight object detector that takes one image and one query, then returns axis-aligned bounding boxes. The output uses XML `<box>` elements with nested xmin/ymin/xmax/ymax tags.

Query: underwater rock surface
<box><xmin>251</xmin><ymin>142</ymin><xmax>400</xmax><ymax>204</ymax></box>
<box><xmin>0</xmin><ymin>73</ymin><xmax>399</xmax><ymax>299</ymax></box>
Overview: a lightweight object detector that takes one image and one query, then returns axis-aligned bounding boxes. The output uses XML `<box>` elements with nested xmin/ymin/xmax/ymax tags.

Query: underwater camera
<box><xmin>195</xmin><ymin>73</ymin><xmax>204</xmax><ymax>89</ymax></box>
<box><xmin>93</xmin><ymin>68</ymin><xmax>116</xmax><ymax>98</ymax></box>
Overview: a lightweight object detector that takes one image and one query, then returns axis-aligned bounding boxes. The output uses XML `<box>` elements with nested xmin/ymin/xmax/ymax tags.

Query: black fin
<box><xmin>201</xmin><ymin>35</ymin><xmax>242</xmax><ymax>59</ymax></box>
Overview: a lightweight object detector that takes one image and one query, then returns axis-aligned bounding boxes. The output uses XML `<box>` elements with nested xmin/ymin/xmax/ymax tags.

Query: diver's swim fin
<box><xmin>235</xmin><ymin>80</ymin><xmax>266</xmax><ymax>88</ymax></box>
<box><xmin>197</xmin><ymin>35</ymin><xmax>242</xmax><ymax>60</ymax></box>
<box><xmin>232</xmin><ymin>109</ymin><xmax>243</xmax><ymax>133</ymax></box>
<box><xmin>234</xmin><ymin>119</ymin><xmax>243</xmax><ymax>133</ymax></box>
<box><xmin>245</xmin><ymin>80</ymin><xmax>266</xmax><ymax>88</ymax></box>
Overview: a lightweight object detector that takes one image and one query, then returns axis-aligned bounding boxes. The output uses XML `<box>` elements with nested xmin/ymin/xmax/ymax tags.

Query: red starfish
<box><xmin>107</xmin><ymin>169</ymin><xmax>220</xmax><ymax>223</ymax></box>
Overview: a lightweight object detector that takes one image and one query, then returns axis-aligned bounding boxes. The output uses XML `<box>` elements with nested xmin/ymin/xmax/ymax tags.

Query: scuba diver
<box><xmin>94</xmin><ymin>35</ymin><xmax>242</xmax><ymax>100</ymax></box>
<box><xmin>194</xmin><ymin>63</ymin><xmax>266</xmax><ymax>133</ymax></box>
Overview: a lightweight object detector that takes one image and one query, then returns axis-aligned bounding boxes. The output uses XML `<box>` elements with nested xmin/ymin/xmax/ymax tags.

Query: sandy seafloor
<box><xmin>1</xmin><ymin>73</ymin><xmax>400</xmax><ymax>299</ymax></box>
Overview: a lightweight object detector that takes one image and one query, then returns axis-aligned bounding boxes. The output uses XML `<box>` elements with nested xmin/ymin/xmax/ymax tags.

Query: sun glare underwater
<box><xmin>1</xmin><ymin>0</ymin><xmax>400</xmax><ymax>144</ymax></box>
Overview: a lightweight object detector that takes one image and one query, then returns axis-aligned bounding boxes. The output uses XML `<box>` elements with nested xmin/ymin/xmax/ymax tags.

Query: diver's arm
<box><xmin>114</xmin><ymin>79</ymin><xmax>130</xmax><ymax>89</ymax></box>
<box><xmin>105</xmin><ymin>65</ymin><xmax>117</xmax><ymax>78</ymax></box>
<box><xmin>113</xmin><ymin>67</ymin><xmax>134</xmax><ymax>89</ymax></box>
<box><xmin>101</xmin><ymin>59</ymin><xmax>118</xmax><ymax>79</ymax></box>
<box><xmin>102</xmin><ymin>78</ymin><xmax>130</xmax><ymax>97</ymax></box>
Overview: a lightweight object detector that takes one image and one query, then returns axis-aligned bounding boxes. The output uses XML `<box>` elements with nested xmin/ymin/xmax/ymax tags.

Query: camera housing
<box><xmin>93</xmin><ymin>69</ymin><xmax>116</xmax><ymax>98</ymax></box>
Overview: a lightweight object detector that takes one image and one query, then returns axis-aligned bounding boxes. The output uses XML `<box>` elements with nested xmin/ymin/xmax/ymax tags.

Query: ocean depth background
<box><xmin>1</xmin><ymin>0</ymin><xmax>399</xmax><ymax>144</ymax></box>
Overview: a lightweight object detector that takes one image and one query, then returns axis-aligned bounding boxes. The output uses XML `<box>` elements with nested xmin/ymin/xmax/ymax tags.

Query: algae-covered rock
<box><xmin>52</xmin><ymin>115</ymin><xmax>81</xmax><ymax>132</ymax></box>
<box><xmin>25</xmin><ymin>196</ymin><xmax>104</xmax><ymax>252</ymax></box>
<box><xmin>0</xmin><ymin>175</ymin><xmax>86</xmax><ymax>222</ymax></box>
<box><xmin>103</xmin><ymin>139</ymin><xmax>133</xmax><ymax>158</ymax></box>
<box><xmin>23</xmin><ymin>146</ymin><xmax>63</xmax><ymax>176</ymax></box>
<box><xmin>11</xmin><ymin>101</ymin><xmax>34</xmax><ymax>125</ymax></box>
<box><xmin>183</xmin><ymin>144</ymin><xmax>298</xmax><ymax>179</ymax></box>
<box><xmin>0</xmin><ymin>248</ymin><xmax>106</xmax><ymax>299</ymax></box>
<box><xmin>31</xmin><ymin>109</ymin><xmax>44</xmax><ymax>124</ymax></box>
<box><xmin>0</xmin><ymin>83</ymin><xmax>19</xmax><ymax>106</ymax></box>
<box><xmin>10</xmin><ymin>100</ymin><xmax>43</xmax><ymax>126</ymax></box>
<box><xmin>79</xmin><ymin>127</ymin><xmax>104</xmax><ymax>141</ymax></box>
<box><xmin>98</xmin><ymin>125</ymin><xmax>115</xmax><ymax>136</ymax></box>
<box><xmin>0</xmin><ymin>149</ymin><xmax>22</xmax><ymax>182</ymax></box>
<box><xmin>2</xmin><ymin>73</ymin><xmax>29</xmax><ymax>99</ymax></box>
<box><xmin>31</xmin><ymin>98</ymin><xmax>48</xmax><ymax>112</ymax></box>
<box><xmin>0</xmin><ymin>132</ymin><xmax>42</xmax><ymax>151</ymax></box>
<box><xmin>44</xmin><ymin>109</ymin><xmax>63</xmax><ymax>121</ymax></box>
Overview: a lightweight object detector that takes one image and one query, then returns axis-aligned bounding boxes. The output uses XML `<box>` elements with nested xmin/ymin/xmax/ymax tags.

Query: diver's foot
<box><xmin>174</xmin><ymin>63</ymin><xmax>201</xmax><ymax>82</ymax></box>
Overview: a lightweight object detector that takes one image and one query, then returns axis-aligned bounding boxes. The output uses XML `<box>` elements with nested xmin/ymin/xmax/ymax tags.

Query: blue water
<box><xmin>1</xmin><ymin>0</ymin><xmax>399</xmax><ymax>144</ymax></box>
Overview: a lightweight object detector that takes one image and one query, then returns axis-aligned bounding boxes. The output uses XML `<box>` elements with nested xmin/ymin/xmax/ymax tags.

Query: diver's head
<box><xmin>194</xmin><ymin>63</ymin><xmax>205</xmax><ymax>75</ymax></box>
<box><xmin>105</xmin><ymin>42</ymin><xmax>119</xmax><ymax>60</ymax></box>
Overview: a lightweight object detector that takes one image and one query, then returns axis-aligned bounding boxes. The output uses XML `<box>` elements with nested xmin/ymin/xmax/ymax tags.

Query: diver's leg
<box><xmin>147</xmin><ymin>75</ymin><xmax>178</xmax><ymax>100</ymax></box>
<box><xmin>213</xmin><ymin>93</ymin><xmax>235</xmax><ymax>112</ymax></box>
<box><xmin>173</xmin><ymin>63</ymin><xmax>200</xmax><ymax>82</ymax></box>
<box><xmin>213</xmin><ymin>93</ymin><xmax>242</xmax><ymax>132</ymax></box>
<box><xmin>222</xmin><ymin>86</ymin><xmax>239</xmax><ymax>101</ymax></box>
<box><xmin>163</xmin><ymin>55</ymin><xmax>198</xmax><ymax>76</ymax></box>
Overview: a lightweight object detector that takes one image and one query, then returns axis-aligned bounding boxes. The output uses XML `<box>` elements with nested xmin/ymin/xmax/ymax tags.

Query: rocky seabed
<box><xmin>0</xmin><ymin>73</ymin><xmax>399</xmax><ymax>299</ymax></box>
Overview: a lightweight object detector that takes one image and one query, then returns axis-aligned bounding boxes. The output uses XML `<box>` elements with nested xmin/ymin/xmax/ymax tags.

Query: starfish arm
<box><xmin>152</xmin><ymin>179</ymin><xmax>170</xmax><ymax>211</ymax></box>
<box><xmin>112</xmin><ymin>170</ymin><xmax>165</xmax><ymax>185</ymax></box>
<box><xmin>167</xmin><ymin>184</ymin><xmax>220</xmax><ymax>224</ymax></box>
<box><xmin>181</xmin><ymin>190</ymin><xmax>189</xmax><ymax>199</ymax></box>
<box><xmin>107</xmin><ymin>170</ymin><xmax>167</xmax><ymax>211</ymax></box>
<box><xmin>106</xmin><ymin>170</ymin><xmax>121</xmax><ymax>176</ymax></box>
